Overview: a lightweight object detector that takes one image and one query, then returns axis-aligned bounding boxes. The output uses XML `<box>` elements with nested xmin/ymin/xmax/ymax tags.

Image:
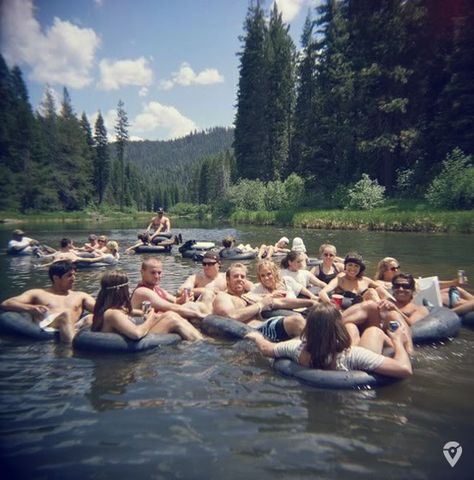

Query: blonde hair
<box><xmin>256</xmin><ymin>260</ymin><xmax>281</xmax><ymax>288</ymax></box>
<box><xmin>226</xmin><ymin>262</ymin><xmax>247</xmax><ymax>279</ymax></box>
<box><xmin>375</xmin><ymin>257</ymin><xmax>398</xmax><ymax>280</ymax></box>
<box><xmin>319</xmin><ymin>243</ymin><xmax>337</xmax><ymax>256</ymax></box>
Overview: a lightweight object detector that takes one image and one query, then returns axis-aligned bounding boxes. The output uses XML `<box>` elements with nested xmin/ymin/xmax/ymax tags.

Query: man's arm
<box><xmin>177</xmin><ymin>275</ymin><xmax>196</xmax><ymax>296</ymax></box>
<box><xmin>82</xmin><ymin>293</ymin><xmax>96</xmax><ymax>313</ymax></box>
<box><xmin>212</xmin><ymin>292</ymin><xmax>273</xmax><ymax>323</ymax></box>
<box><xmin>0</xmin><ymin>290</ymin><xmax>49</xmax><ymax>319</ymax></box>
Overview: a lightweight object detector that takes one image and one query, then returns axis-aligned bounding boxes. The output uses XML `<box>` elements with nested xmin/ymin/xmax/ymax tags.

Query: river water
<box><xmin>0</xmin><ymin>220</ymin><xmax>473</xmax><ymax>479</ymax></box>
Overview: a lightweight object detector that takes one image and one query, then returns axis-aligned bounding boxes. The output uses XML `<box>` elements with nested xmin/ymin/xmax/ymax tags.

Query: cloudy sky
<box><xmin>1</xmin><ymin>0</ymin><xmax>320</xmax><ymax>141</ymax></box>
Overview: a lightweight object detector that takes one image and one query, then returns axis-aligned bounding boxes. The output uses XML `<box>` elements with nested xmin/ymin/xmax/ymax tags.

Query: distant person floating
<box><xmin>7</xmin><ymin>229</ymin><xmax>53</xmax><ymax>256</ymax></box>
<box><xmin>146</xmin><ymin>208</ymin><xmax>171</xmax><ymax>243</ymax></box>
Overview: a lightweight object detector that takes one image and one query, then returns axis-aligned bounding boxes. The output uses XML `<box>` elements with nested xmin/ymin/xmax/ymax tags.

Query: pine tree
<box><xmin>234</xmin><ymin>0</ymin><xmax>268</xmax><ymax>179</ymax></box>
<box><xmin>93</xmin><ymin>111</ymin><xmax>109</xmax><ymax>204</ymax></box>
<box><xmin>115</xmin><ymin>99</ymin><xmax>129</xmax><ymax>209</ymax></box>
<box><xmin>265</xmin><ymin>3</ymin><xmax>296</xmax><ymax>179</ymax></box>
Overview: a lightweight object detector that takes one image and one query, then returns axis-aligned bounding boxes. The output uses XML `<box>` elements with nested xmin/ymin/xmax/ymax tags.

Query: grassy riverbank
<box><xmin>229</xmin><ymin>200</ymin><xmax>474</xmax><ymax>233</ymax></box>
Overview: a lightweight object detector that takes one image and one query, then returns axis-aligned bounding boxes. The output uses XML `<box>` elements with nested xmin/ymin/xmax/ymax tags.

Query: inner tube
<box><xmin>179</xmin><ymin>240</ymin><xmax>216</xmax><ymax>259</ymax></box>
<box><xmin>411</xmin><ymin>306</ymin><xmax>461</xmax><ymax>343</ymax></box>
<box><xmin>272</xmin><ymin>358</ymin><xmax>396</xmax><ymax>390</ymax></box>
<box><xmin>73</xmin><ymin>329</ymin><xmax>181</xmax><ymax>353</ymax></box>
<box><xmin>0</xmin><ymin>311</ymin><xmax>57</xmax><ymax>340</ymax></box>
<box><xmin>134</xmin><ymin>244</ymin><xmax>172</xmax><ymax>254</ymax></box>
<box><xmin>75</xmin><ymin>258</ymin><xmax>119</xmax><ymax>269</ymax></box>
<box><xmin>202</xmin><ymin>315</ymin><xmax>252</xmax><ymax>339</ymax></box>
<box><xmin>460</xmin><ymin>311</ymin><xmax>474</xmax><ymax>327</ymax></box>
<box><xmin>150</xmin><ymin>232</ymin><xmax>173</xmax><ymax>241</ymax></box>
<box><xmin>219</xmin><ymin>248</ymin><xmax>258</xmax><ymax>261</ymax></box>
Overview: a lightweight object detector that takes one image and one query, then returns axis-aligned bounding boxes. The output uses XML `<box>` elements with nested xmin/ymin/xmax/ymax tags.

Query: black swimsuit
<box><xmin>316</xmin><ymin>265</ymin><xmax>340</xmax><ymax>284</ymax></box>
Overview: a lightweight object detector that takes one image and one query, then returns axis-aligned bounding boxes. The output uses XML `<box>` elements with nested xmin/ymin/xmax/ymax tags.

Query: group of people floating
<box><xmin>3</xmin><ymin>221</ymin><xmax>473</xmax><ymax>381</ymax></box>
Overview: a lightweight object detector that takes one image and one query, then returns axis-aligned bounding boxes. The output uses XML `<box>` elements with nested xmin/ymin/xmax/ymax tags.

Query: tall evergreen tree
<box><xmin>234</xmin><ymin>0</ymin><xmax>268</xmax><ymax>179</ymax></box>
<box><xmin>93</xmin><ymin>111</ymin><xmax>109</xmax><ymax>204</ymax></box>
<box><xmin>265</xmin><ymin>3</ymin><xmax>296</xmax><ymax>179</ymax></box>
<box><xmin>115</xmin><ymin>99</ymin><xmax>129</xmax><ymax>209</ymax></box>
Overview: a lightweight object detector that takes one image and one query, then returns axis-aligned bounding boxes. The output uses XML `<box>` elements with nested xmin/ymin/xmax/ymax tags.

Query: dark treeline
<box><xmin>0</xmin><ymin>51</ymin><xmax>234</xmax><ymax>213</ymax></box>
<box><xmin>234</xmin><ymin>0</ymin><xmax>474</xmax><ymax>198</ymax></box>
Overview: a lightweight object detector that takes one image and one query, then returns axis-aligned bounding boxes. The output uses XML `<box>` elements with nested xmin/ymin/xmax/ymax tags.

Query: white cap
<box><xmin>291</xmin><ymin>237</ymin><xmax>307</xmax><ymax>253</ymax></box>
<box><xmin>278</xmin><ymin>236</ymin><xmax>290</xmax><ymax>245</ymax></box>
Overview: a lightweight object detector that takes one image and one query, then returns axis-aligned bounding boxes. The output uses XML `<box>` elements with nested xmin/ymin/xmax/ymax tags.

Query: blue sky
<box><xmin>1</xmin><ymin>0</ymin><xmax>320</xmax><ymax>141</ymax></box>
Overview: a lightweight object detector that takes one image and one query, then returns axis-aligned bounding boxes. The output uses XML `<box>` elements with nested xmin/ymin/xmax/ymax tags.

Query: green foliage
<box><xmin>283</xmin><ymin>173</ymin><xmax>304</xmax><ymax>207</ymax></box>
<box><xmin>345</xmin><ymin>174</ymin><xmax>386</xmax><ymax>210</ymax></box>
<box><xmin>425</xmin><ymin>148</ymin><xmax>474</xmax><ymax>210</ymax></box>
<box><xmin>395</xmin><ymin>167</ymin><xmax>416</xmax><ymax>197</ymax></box>
<box><xmin>227</xmin><ymin>179</ymin><xmax>266</xmax><ymax>211</ymax></box>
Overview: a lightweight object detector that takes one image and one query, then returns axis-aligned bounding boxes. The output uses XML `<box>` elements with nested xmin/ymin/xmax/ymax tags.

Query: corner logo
<box><xmin>443</xmin><ymin>441</ymin><xmax>462</xmax><ymax>467</ymax></box>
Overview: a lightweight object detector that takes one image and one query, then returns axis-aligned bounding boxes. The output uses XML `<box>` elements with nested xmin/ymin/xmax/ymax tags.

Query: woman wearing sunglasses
<box><xmin>311</xmin><ymin>244</ymin><xmax>345</xmax><ymax>284</ymax></box>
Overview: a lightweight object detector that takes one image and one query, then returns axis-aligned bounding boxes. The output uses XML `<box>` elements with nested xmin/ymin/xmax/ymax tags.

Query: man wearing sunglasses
<box><xmin>342</xmin><ymin>273</ymin><xmax>428</xmax><ymax>354</ymax></box>
<box><xmin>178</xmin><ymin>251</ymin><xmax>227</xmax><ymax>299</ymax></box>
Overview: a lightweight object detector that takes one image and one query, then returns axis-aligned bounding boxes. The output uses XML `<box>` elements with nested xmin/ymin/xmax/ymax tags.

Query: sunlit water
<box><xmin>0</xmin><ymin>221</ymin><xmax>473</xmax><ymax>479</ymax></box>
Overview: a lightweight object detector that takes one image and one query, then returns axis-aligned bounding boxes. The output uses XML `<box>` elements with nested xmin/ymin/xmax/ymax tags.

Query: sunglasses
<box><xmin>323</xmin><ymin>253</ymin><xmax>335</xmax><ymax>257</ymax></box>
<box><xmin>390</xmin><ymin>266</ymin><xmax>400</xmax><ymax>272</ymax></box>
<box><xmin>393</xmin><ymin>283</ymin><xmax>412</xmax><ymax>290</ymax></box>
<box><xmin>98</xmin><ymin>239</ymin><xmax>106</xmax><ymax>243</ymax></box>
<box><xmin>202</xmin><ymin>261</ymin><xmax>217</xmax><ymax>266</ymax></box>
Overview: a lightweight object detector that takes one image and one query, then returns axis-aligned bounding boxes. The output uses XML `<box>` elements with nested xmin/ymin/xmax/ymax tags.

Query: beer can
<box><xmin>142</xmin><ymin>301</ymin><xmax>152</xmax><ymax>315</ymax></box>
<box><xmin>388</xmin><ymin>320</ymin><xmax>399</xmax><ymax>332</ymax></box>
<box><xmin>457</xmin><ymin>269</ymin><xmax>466</xmax><ymax>285</ymax></box>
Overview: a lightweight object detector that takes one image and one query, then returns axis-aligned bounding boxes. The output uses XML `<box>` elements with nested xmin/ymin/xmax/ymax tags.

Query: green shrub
<box><xmin>226</xmin><ymin>179</ymin><xmax>266</xmax><ymax>211</ymax></box>
<box><xmin>425</xmin><ymin>148</ymin><xmax>474</xmax><ymax>210</ymax></box>
<box><xmin>345</xmin><ymin>174</ymin><xmax>385</xmax><ymax>210</ymax></box>
<box><xmin>283</xmin><ymin>173</ymin><xmax>305</xmax><ymax>207</ymax></box>
<box><xmin>264</xmin><ymin>180</ymin><xmax>287</xmax><ymax>210</ymax></box>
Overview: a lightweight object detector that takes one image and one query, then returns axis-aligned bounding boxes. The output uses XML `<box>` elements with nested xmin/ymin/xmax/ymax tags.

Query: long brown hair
<box><xmin>281</xmin><ymin>250</ymin><xmax>302</xmax><ymax>269</ymax></box>
<box><xmin>301</xmin><ymin>303</ymin><xmax>351</xmax><ymax>369</ymax></box>
<box><xmin>92</xmin><ymin>270</ymin><xmax>132</xmax><ymax>332</ymax></box>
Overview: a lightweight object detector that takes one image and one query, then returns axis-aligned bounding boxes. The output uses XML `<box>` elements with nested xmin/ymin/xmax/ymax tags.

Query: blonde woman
<box><xmin>251</xmin><ymin>260</ymin><xmax>319</xmax><ymax>306</ymax></box>
<box><xmin>311</xmin><ymin>244</ymin><xmax>345</xmax><ymax>284</ymax></box>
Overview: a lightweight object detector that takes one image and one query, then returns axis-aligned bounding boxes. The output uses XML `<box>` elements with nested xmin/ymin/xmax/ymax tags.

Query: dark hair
<box><xmin>203</xmin><ymin>250</ymin><xmax>221</xmax><ymax>263</ymax></box>
<box><xmin>280</xmin><ymin>250</ymin><xmax>303</xmax><ymax>269</ymax></box>
<box><xmin>302</xmin><ymin>303</ymin><xmax>351</xmax><ymax>369</ymax></box>
<box><xmin>48</xmin><ymin>260</ymin><xmax>76</xmax><ymax>282</ymax></box>
<box><xmin>344</xmin><ymin>251</ymin><xmax>365</xmax><ymax>277</ymax></box>
<box><xmin>92</xmin><ymin>270</ymin><xmax>131</xmax><ymax>332</ymax></box>
<box><xmin>392</xmin><ymin>272</ymin><xmax>415</xmax><ymax>290</ymax></box>
<box><xmin>222</xmin><ymin>236</ymin><xmax>234</xmax><ymax>248</ymax></box>
<box><xmin>60</xmin><ymin>238</ymin><xmax>72</xmax><ymax>249</ymax></box>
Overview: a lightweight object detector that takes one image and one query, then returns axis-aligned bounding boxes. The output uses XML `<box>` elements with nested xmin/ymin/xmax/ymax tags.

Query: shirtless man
<box><xmin>146</xmin><ymin>208</ymin><xmax>171</xmax><ymax>242</ymax></box>
<box><xmin>212</xmin><ymin>263</ymin><xmax>306</xmax><ymax>342</ymax></box>
<box><xmin>342</xmin><ymin>272</ymin><xmax>428</xmax><ymax>354</ymax></box>
<box><xmin>7</xmin><ymin>229</ymin><xmax>40</xmax><ymax>254</ymax></box>
<box><xmin>0</xmin><ymin>261</ymin><xmax>95</xmax><ymax>343</ymax></box>
<box><xmin>178</xmin><ymin>251</ymin><xmax>228</xmax><ymax>299</ymax></box>
<box><xmin>130</xmin><ymin>258</ymin><xmax>210</xmax><ymax>335</ymax></box>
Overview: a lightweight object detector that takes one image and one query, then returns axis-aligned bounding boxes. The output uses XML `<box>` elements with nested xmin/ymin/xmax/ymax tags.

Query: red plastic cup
<box><xmin>331</xmin><ymin>294</ymin><xmax>343</xmax><ymax>310</ymax></box>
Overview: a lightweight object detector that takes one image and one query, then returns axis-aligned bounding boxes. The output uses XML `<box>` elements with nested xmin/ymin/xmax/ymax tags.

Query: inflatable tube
<box><xmin>134</xmin><ymin>244</ymin><xmax>172</xmax><ymax>254</ymax></box>
<box><xmin>0</xmin><ymin>311</ymin><xmax>57</xmax><ymax>340</ymax></box>
<box><xmin>261</xmin><ymin>309</ymin><xmax>302</xmax><ymax>319</ymax></box>
<box><xmin>219</xmin><ymin>249</ymin><xmax>258</xmax><ymax>261</ymax></box>
<box><xmin>75</xmin><ymin>258</ymin><xmax>119</xmax><ymax>269</ymax></box>
<box><xmin>202</xmin><ymin>315</ymin><xmax>252</xmax><ymax>339</ymax></box>
<box><xmin>307</xmin><ymin>258</ymin><xmax>322</xmax><ymax>267</ymax></box>
<box><xmin>150</xmin><ymin>232</ymin><xmax>173</xmax><ymax>240</ymax></box>
<box><xmin>272</xmin><ymin>358</ymin><xmax>396</xmax><ymax>390</ymax></box>
<box><xmin>460</xmin><ymin>311</ymin><xmax>474</xmax><ymax>327</ymax></box>
<box><xmin>179</xmin><ymin>240</ymin><xmax>216</xmax><ymax>259</ymax></box>
<box><xmin>73</xmin><ymin>330</ymin><xmax>181</xmax><ymax>353</ymax></box>
<box><xmin>411</xmin><ymin>306</ymin><xmax>461</xmax><ymax>343</ymax></box>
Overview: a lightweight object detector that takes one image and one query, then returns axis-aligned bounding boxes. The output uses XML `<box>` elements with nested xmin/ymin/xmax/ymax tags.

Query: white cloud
<box><xmin>97</xmin><ymin>57</ymin><xmax>153</xmax><ymax>91</ymax></box>
<box><xmin>138</xmin><ymin>87</ymin><xmax>149</xmax><ymax>97</ymax></box>
<box><xmin>272</xmin><ymin>0</ymin><xmax>322</xmax><ymax>23</ymax></box>
<box><xmin>160</xmin><ymin>62</ymin><xmax>224</xmax><ymax>90</ymax></box>
<box><xmin>133</xmin><ymin>101</ymin><xmax>197</xmax><ymax>140</ymax></box>
<box><xmin>0</xmin><ymin>0</ymin><xmax>100</xmax><ymax>88</ymax></box>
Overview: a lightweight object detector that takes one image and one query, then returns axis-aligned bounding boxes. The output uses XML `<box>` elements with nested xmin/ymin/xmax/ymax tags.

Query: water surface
<box><xmin>0</xmin><ymin>220</ymin><xmax>472</xmax><ymax>479</ymax></box>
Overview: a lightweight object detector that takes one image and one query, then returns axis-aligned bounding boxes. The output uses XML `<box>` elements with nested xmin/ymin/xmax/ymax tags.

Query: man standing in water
<box><xmin>0</xmin><ymin>261</ymin><xmax>95</xmax><ymax>343</ymax></box>
<box><xmin>212</xmin><ymin>263</ymin><xmax>306</xmax><ymax>342</ymax></box>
